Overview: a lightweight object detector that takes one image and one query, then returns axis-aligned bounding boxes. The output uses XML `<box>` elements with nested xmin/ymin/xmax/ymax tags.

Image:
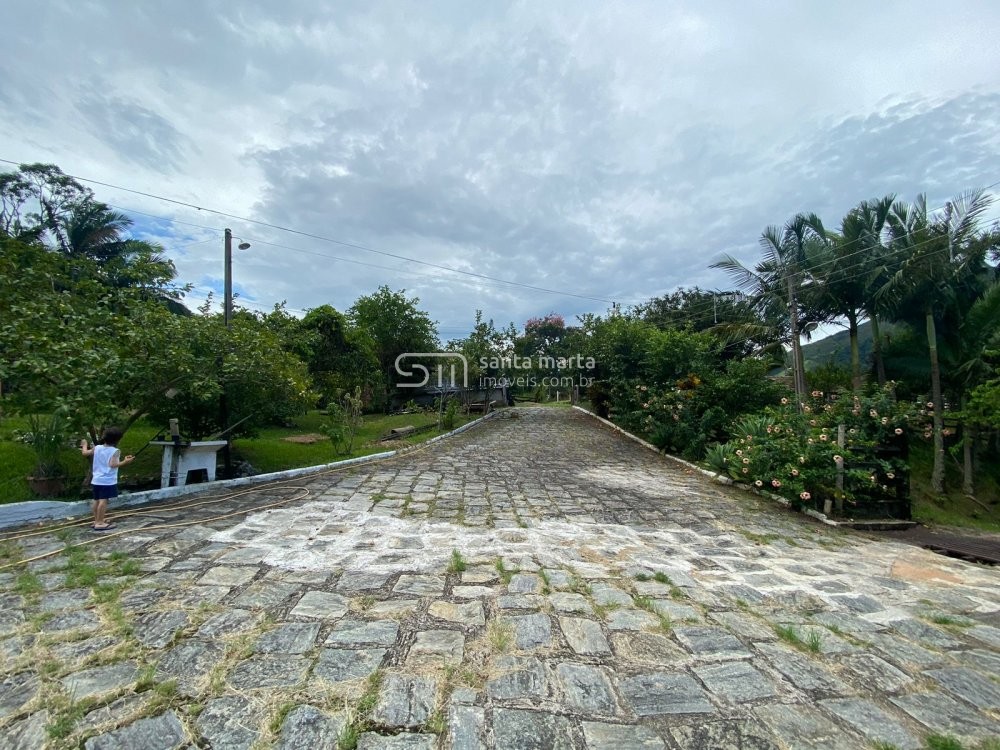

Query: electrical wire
<box><xmin>0</xmin><ymin>157</ymin><xmax>614</xmax><ymax>305</ymax></box>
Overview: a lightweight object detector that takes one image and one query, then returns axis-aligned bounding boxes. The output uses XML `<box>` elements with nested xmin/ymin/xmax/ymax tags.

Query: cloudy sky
<box><xmin>3</xmin><ymin>1</ymin><xmax>999</xmax><ymax>341</ymax></box>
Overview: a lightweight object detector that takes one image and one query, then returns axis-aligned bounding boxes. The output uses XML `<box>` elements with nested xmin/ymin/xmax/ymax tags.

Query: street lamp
<box><xmin>221</xmin><ymin>228</ymin><xmax>250</xmax><ymax>477</ymax></box>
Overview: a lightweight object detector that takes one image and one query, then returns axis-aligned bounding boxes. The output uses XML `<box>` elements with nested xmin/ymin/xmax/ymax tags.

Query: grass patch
<box><xmin>925</xmin><ymin>736</ymin><xmax>965</xmax><ymax>750</ymax></box>
<box><xmin>340</xmin><ymin>669</ymin><xmax>384</xmax><ymax>750</ymax></box>
<box><xmin>447</xmin><ymin>549</ymin><xmax>467</xmax><ymax>574</ymax></box>
<box><xmin>494</xmin><ymin>558</ymin><xmax>516</xmax><ymax>585</ymax></box>
<box><xmin>269</xmin><ymin>701</ymin><xmax>298</xmax><ymax>734</ymax></box>
<box><xmin>774</xmin><ymin>623</ymin><xmax>823</xmax><ymax>654</ymax></box>
<box><xmin>652</xmin><ymin>571</ymin><xmax>672</xmax><ymax>584</ymax></box>
<box><xmin>634</xmin><ymin>572</ymin><xmax>651</xmax><ymax>582</ymax></box>
<box><xmin>487</xmin><ymin>620</ymin><xmax>514</xmax><ymax>653</ymax></box>
<box><xmin>15</xmin><ymin>571</ymin><xmax>44</xmax><ymax>596</ymax></box>
<box><xmin>740</xmin><ymin>530</ymin><xmax>780</xmax><ymax>545</ymax></box>
<box><xmin>924</xmin><ymin>613</ymin><xmax>972</xmax><ymax>628</ymax></box>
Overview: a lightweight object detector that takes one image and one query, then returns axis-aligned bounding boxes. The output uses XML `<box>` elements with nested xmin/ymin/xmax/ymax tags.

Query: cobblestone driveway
<box><xmin>1</xmin><ymin>407</ymin><xmax>998</xmax><ymax>749</ymax></box>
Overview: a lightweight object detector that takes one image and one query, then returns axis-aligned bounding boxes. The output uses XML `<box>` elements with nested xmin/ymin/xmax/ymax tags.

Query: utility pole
<box><xmin>221</xmin><ymin>229</ymin><xmax>233</xmax><ymax>478</ymax></box>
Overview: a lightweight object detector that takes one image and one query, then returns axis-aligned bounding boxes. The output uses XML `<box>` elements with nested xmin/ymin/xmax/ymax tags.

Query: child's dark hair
<box><xmin>101</xmin><ymin>427</ymin><xmax>124</xmax><ymax>447</ymax></box>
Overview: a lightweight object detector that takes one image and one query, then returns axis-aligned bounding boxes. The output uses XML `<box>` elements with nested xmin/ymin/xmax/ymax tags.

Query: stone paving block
<box><xmin>890</xmin><ymin>618</ymin><xmax>963</xmax><ymax>649</ymax></box>
<box><xmin>84</xmin><ymin>710</ymin><xmax>187</xmax><ymax>750</ymax></box>
<box><xmin>498</xmin><ymin>593</ymin><xmax>545</xmax><ymax>610</ymax></box>
<box><xmin>754</xmin><ymin>703</ymin><xmax>857</xmax><ymax>750</ymax></box>
<box><xmin>40</xmin><ymin>608</ymin><xmax>101</xmax><ymax>633</ymax></box>
<box><xmin>276</xmin><ymin>704</ymin><xmax>345</xmax><ymax>750</ymax></box>
<box><xmin>448</xmin><ymin>704</ymin><xmax>486</xmax><ymax>750</ymax></box>
<box><xmin>650</xmin><ymin>600</ymin><xmax>700</xmax><ymax>622</ymax></box>
<box><xmin>620</xmin><ymin>672</ymin><xmax>714</xmax><ymax>716</ymax></box>
<box><xmin>196</xmin><ymin>695</ymin><xmax>262</xmax><ymax>750</ymax></box>
<box><xmin>407</xmin><ymin>629</ymin><xmax>465</xmax><ymax>666</ymax></box>
<box><xmin>156</xmin><ymin>639</ymin><xmax>225</xmax><ymax>696</ymax></box>
<box><xmin>452</xmin><ymin>585</ymin><xmax>496</xmax><ymax>599</ymax></box>
<box><xmin>232</xmin><ymin>581</ymin><xmax>301</xmax><ymax>609</ymax></box>
<box><xmin>256</xmin><ymin>622</ymin><xmax>321</xmax><ymax>653</ymax></box>
<box><xmin>693</xmin><ymin>660</ymin><xmax>777</xmax><ymax>703</ymax></box>
<box><xmin>326</xmin><ymin>618</ymin><xmax>400</xmax><ymax>647</ymax></box>
<box><xmin>51</xmin><ymin>634</ymin><xmax>117</xmax><ymax>664</ymax></box>
<box><xmin>605</xmin><ymin>608</ymin><xmax>660</xmax><ymax>631</ymax></box>
<box><xmin>667</xmin><ymin>719</ymin><xmax>778</xmax><ymax>750</ymax></box>
<box><xmin>290</xmin><ymin>590</ymin><xmax>349</xmax><ymax>620</ymax></box>
<box><xmin>134</xmin><ymin>610</ymin><xmax>189</xmax><ymax>649</ymax></box>
<box><xmin>63</xmin><ymin>662</ymin><xmax>139</xmax><ymax>702</ymax></box>
<box><xmin>3</xmin><ymin>710</ymin><xmax>48</xmax><ymax>750</ymax></box>
<box><xmin>556</xmin><ymin>662</ymin><xmax>618</xmax><ymax>714</ymax></box>
<box><xmin>867</xmin><ymin>632</ymin><xmax>947</xmax><ymax>669</ymax></box>
<box><xmin>372</xmin><ymin>674</ymin><xmax>438</xmax><ymax>729</ymax></box>
<box><xmin>314</xmin><ymin>648</ymin><xmax>387</xmax><ymax>683</ymax></box>
<box><xmin>337</xmin><ymin>570</ymin><xmax>393</xmax><ymax>592</ymax></box>
<box><xmin>540</xmin><ymin>568</ymin><xmax>572</xmax><ymax>589</ymax></box>
<box><xmin>428</xmin><ymin>600</ymin><xmax>485</xmax><ymax>627</ymax></box>
<box><xmin>609</xmin><ymin>631</ymin><xmax>686</xmax><ymax>665</ymax></box>
<box><xmin>39</xmin><ymin>589</ymin><xmax>90</xmax><ymax>611</ymax></box>
<box><xmin>819</xmin><ymin>698</ymin><xmax>920</xmax><ymax>750</ymax></box>
<box><xmin>967</xmin><ymin>623</ymin><xmax>1000</xmax><ymax>649</ymax></box>
<box><xmin>841</xmin><ymin>653</ymin><xmax>913</xmax><ymax>693</ymax></box>
<box><xmin>581</xmin><ymin>721</ymin><xmax>665</xmax><ymax>749</ymax></box>
<box><xmin>357</xmin><ymin>732</ymin><xmax>438</xmax><ymax>749</ymax></box>
<box><xmin>197</xmin><ymin>608</ymin><xmax>261</xmax><ymax>638</ymax></box>
<box><xmin>893</xmin><ymin>690</ymin><xmax>1000</xmax><ymax>741</ymax></box>
<box><xmin>486</xmin><ymin>655</ymin><xmax>548</xmax><ymax>700</ymax></box>
<box><xmin>508</xmin><ymin>573</ymin><xmax>543</xmax><ymax>594</ymax></box>
<box><xmin>503</xmin><ymin>613</ymin><xmax>553</xmax><ymax>649</ymax></box>
<box><xmin>393</xmin><ymin>574</ymin><xmax>446</xmax><ymax>597</ymax></box>
<box><xmin>197</xmin><ymin>565</ymin><xmax>258</xmax><ymax>587</ymax></box>
<box><xmin>228</xmin><ymin>655</ymin><xmax>311</xmax><ymax>689</ymax></box>
<box><xmin>549</xmin><ymin>592</ymin><xmax>593</xmax><ymax>614</ymax></box>
<box><xmin>590</xmin><ymin>583</ymin><xmax>634</xmax><ymax>607</ymax></box>
<box><xmin>825</xmin><ymin>593</ymin><xmax>884</xmax><ymax>614</ymax></box>
<box><xmin>560</xmin><ymin>616</ymin><xmax>611</xmax><ymax>655</ymax></box>
<box><xmin>756</xmin><ymin>643</ymin><xmax>848</xmax><ymax>694</ymax></box>
<box><xmin>674</xmin><ymin>626</ymin><xmax>750</xmax><ymax>660</ymax></box>
<box><xmin>493</xmin><ymin>708</ymin><xmax>574</xmax><ymax>750</ymax></box>
<box><xmin>925</xmin><ymin>667</ymin><xmax>1000</xmax><ymax>709</ymax></box>
<box><xmin>369</xmin><ymin>599</ymin><xmax>420</xmax><ymax>617</ymax></box>
<box><xmin>77</xmin><ymin>694</ymin><xmax>151</xmax><ymax>734</ymax></box>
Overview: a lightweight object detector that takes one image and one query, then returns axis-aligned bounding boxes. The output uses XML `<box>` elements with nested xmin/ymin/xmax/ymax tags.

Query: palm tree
<box><xmin>713</xmin><ymin>213</ymin><xmax>828</xmax><ymax>404</ymax></box>
<box><xmin>881</xmin><ymin>190</ymin><xmax>994</xmax><ymax>494</ymax></box>
<box><xmin>811</xmin><ymin>196</ymin><xmax>896</xmax><ymax>390</ymax></box>
<box><xmin>62</xmin><ymin>202</ymin><xmax>131</xmax><ymax>261</ymax></box>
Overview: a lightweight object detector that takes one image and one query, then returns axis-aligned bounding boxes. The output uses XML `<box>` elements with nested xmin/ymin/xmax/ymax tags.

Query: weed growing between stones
<box><xmin>15</xmin><ymin>570</ymin><xmax>44</xmax><ymax>597</ymax></box>
<box><xmin>538</xmin><ymin>569</ymin><xmax>551</xmax><ymax>595</ymax></box>
<box><xmin>486</xmin><ymin>621</ymin><xmax>514</xmax><ymax>653</ymax></box>
<box><xmin>652</xmin><ymin>571</ymin><xmax>671</xmax><ymax>584</ymax></box>
<box><xmin>448</xmin><ymin>549</ymin><xmax>467</xmax><ymax>574</ymax></box>
<box><xmin>494</xmin><ymin>558</ymin><xmax>516</xmax><ymax>585</ymax></box>
<box><xmin>340</xmin><ymin>669</ymin><xmax>384</xmax><ymax>749</ymax></box>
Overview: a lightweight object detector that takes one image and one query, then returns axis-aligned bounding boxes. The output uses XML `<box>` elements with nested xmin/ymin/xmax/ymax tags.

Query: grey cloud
<box><xmin>75</xmin><ymin>88</ymin><xmax>192</xmax><ymax>171</ymax></box>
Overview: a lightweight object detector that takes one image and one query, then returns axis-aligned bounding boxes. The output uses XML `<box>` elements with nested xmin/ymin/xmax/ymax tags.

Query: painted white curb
<box><xmin>0</xmin><ymin>411</ymin><xmax>498</xmax><ymax>530</ymax></box>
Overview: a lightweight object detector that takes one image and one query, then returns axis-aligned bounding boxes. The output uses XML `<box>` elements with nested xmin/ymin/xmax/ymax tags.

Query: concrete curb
<box><xmin>571</xmin><ymin>405</ymin><xmax>912</xmax><ymax>529</ymax></box>
<box><xmin>0</xmin><ymin>411</ymin><xmax>499</xmax><ymax>530</ymax></box>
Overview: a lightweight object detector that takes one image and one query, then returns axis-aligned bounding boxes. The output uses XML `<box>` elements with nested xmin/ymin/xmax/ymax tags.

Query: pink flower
<box><xmin>881</xmin><ymin>417</ymin><xmax>888</xmax><ymax>425</ymax></box>
<box><xmin>771</xmin><ymin>479</ymin><xmax>781</xmax><ymax>488</ymax></box>
<box><xmin>819</xmin><ymin>434</ymin><xmax>828</xmax><ymax>441</ymax></box>
<box><xmin>781</xmin><ymin>397</ymin><xmax>789</xmax><ymax>405</ymax></box>
<box><xmin>894</xmin><ymin>428</ymin><xmax>903</xmax><ymax>435</ymax></box>
<box><xmin>742</xmin><ymin>468</ymin><xmax>749</xmax><ymax>474</ymax></box>
<box><xmin>927</xmin><ymin>401</ymin><xmax>934</xmax><ymax>409</ymax></box>
<box><xmin>742</xmin><ymin>458</ymin><xmax>750</xmax><ymax>464</ymax></box>
<box><xmin>736</xmin><ymin>449</ymin><xmax>743</xmax><ymax>456</ymax></box>
<box><xmin>754</xmin><ymin>480</ymin><xmax>763</xmax><ymax>487</ymax></box>
<box><xmin>886</xmin><ymin>472</ymin><xmax>895</xmax><ymax>479</ymax></box>
<box><xmin>870</xmin><ymin>410</ymin><xmax>878</xmax><ymax>417</ymax></box>
<box><xmin>791</xmin><ymin>469</ymin><xmax>799</xmax><ymax>477</ymax></box>
<box><xmin>803</xmin><ymin>406</ymin><xmax>812</xmax><ymax>413</ymax></box>
<box><xmin>809</xmin><ymin>419</ymin><xmax>817</xmax><ymax>426</ymax></box>
<box><xmin>800</xmin><ymin>491</ymin><xmax>811</xmax><ymax>500</ymax></box>
<box><xmin>833</xmin><ymin>455</ymin><xmax>843</xmax><ymax>463</ymax></box>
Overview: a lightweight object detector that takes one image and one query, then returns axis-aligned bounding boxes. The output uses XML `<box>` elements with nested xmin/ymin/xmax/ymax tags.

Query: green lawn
<box><xmin>0</xmin><ymin>410</ymin><xmax>475</xmax><ymax>504</ymax></box>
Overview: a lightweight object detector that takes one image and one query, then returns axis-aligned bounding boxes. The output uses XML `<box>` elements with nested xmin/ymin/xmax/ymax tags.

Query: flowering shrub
<box><xmin>708</xmin><ymin>385</ymin><xmax>917</xmax><ymax>514</ymax></box>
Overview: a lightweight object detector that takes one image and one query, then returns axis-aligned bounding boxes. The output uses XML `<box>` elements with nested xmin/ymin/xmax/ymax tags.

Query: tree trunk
<box><xmin>848</xmin><ymin>311</ymin><xmax>861</xmax><ymax>391</ymax></box>
<box><xmin>961</xmin><ymin>395</ymin><xmax>975</xmax><ymax>497</ymax></box>
<box><xmin>870</xmin><ymin>315</ymin><xmax>886</xmax><ymax>387</ymax></box>
<box><xmin>787</xmin><ymin>277</ymin><xmax>807</xmax><ymax>407</ymax></box>
<box><xmin>926</xmin><ymin>309</ymin><xmax>945</xmax><ymax>494</ymax></box>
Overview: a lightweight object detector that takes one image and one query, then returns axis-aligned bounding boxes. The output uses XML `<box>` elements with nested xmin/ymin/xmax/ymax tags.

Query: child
<box><xmin>80</xmin><ymin>427</ymin><xmax>134</xmax><ymax>531</ymax></box>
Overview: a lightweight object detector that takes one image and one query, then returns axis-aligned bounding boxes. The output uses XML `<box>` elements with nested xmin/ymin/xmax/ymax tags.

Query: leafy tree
<box><xmin>348</xmin><ymin>286</ymin><xmax>438</xmax><ymax>409</ymax></box>
<box><xmin>300</xmin><ymin>305</ymin><xmax>379</xmax><ymax>405</ymax></box>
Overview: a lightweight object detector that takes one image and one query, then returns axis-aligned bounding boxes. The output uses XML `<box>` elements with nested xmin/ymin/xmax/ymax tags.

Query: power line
<box><xmin>0</xmin><ymin>157</ymin><xmax>615</xmax><ymax>305</ymax></box>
